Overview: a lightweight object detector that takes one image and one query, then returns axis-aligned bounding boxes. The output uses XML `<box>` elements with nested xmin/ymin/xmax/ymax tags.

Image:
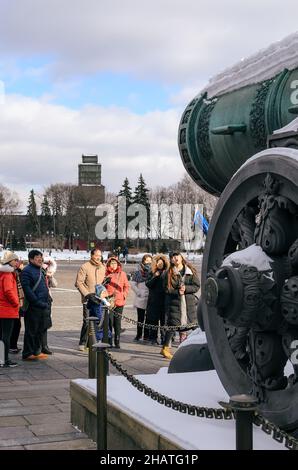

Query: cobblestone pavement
<box><xmin>0</xmin><ymin>260</ymin><xmax>201</xmax><ymax>450</ymax></box>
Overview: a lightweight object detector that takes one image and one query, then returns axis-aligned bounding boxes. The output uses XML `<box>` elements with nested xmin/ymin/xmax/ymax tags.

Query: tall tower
<box><xmin>75</xmin><ymin>154</ymin><xmax>105</xmax><ymax>207</ymax></box>
<box><xmin>78</xmin><ymin>154</ymin><xmax>102</xmax><ymax>186</ymax></box>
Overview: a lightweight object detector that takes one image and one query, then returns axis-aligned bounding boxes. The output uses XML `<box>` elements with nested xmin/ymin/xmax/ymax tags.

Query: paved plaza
<box><xmin>0</xmin><ymin>260</ymin><xmax>201</xmax><ymax>450</ymax></box>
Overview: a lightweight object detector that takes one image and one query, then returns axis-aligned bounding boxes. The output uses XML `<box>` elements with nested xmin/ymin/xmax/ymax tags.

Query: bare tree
<box><xmin>0</xmin><ymin>185</ymin><xmax>20</xmax><ymax>245</ymax></box>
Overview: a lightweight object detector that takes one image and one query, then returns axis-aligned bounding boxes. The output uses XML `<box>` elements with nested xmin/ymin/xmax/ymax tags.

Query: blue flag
<box><xmin>193</xmin><ymin>210</ymin><xmax>209</xmax><ymax>235</ymax></box>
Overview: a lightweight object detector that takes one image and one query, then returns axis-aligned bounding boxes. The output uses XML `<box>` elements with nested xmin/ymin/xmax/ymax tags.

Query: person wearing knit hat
<box><xmin>1</xmin><ymin>251</ymin><xmax>19</xmax><ymax>265</ymax></box>
<box><xmin>0</xmin><ymin>251</ymin><xmax>20</xmax><ymax>367</ymax></box>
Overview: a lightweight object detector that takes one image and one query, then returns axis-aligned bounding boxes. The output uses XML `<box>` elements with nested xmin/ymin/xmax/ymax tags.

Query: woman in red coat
<box><xmin>0</xmin><ymin>251</ymin><xmax>20</xmax><ymax>367</ymax></box>
<box><xmin>105</xmin><ymin>257</ymin><xmax>129</xmax><ymax>348</ymax></box>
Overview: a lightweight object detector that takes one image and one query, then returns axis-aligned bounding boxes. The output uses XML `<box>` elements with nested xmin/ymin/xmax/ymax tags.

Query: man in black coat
<box><xmin>21</xmin><ymin>250</ymin><xmax>52</xmax><ymax>360</ymax></box>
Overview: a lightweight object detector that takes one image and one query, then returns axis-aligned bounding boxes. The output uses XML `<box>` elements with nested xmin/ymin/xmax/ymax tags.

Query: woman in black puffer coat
<box><xmin>145</xmin><ymin>254</ymin><xmax>169</xmax><ymax>345</ymax></box>
<box><xmin>160</xmin><ymin>252</ymin><xmax>200</xmax><ymax>359</ymax></box>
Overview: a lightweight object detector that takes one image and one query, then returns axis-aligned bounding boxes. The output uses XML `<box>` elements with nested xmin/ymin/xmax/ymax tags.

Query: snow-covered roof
<box><xmin>202</xmin><ymin>31</ymin><xmax>298</xmax><ymax>98</ymax></box>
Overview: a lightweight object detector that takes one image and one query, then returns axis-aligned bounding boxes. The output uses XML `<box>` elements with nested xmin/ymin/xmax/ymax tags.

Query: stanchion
<box><xmin>86</xmin><ymin>317</ymin><xmax>98</xmax><ymax>379</ymax></box>
<box><xmin>102</xmin><ymin>305</ymin><xmax>110</xmax><ymax>375</ymax></box>
<box><xmin>229</xmin><ymin>394</ymin><xmax>258</xmax><ymax>450</ymax></box>
<box><xmin>92</xmin><ymin>342</ymin><xmax>110</xmax><ymax>450</ymax></box>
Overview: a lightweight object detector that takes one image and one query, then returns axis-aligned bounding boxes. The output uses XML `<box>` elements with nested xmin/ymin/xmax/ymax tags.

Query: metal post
<box><xmin>87</xmin><ymin>317</ymin><xmax>98</xmax><ymax>379</ymax></box>
<box><xmin>92</xmin><ymin>342</ymin><xmax>110</xmax><ymax>451</ymax></box>
<box><xmin>0</xmin><ymin>340</ymin><xmax>5</xmax><ymax>367</ymax></box>
<box><xmin>102</xmin><ymin>306</ymin><xmax>109</xmax><ymax>343</ymax></box>
<box><xmin>102</xmin><ymin>306</ymin><xmax>110</xmax><ymax>375</ymax></box>
<box><xmin>229</xmin><ymin>394</ymin><xmax>258</xmax><ymax>450</ymax></box>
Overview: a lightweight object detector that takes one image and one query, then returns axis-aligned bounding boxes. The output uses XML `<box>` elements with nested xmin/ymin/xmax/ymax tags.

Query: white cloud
<box><xmin>0</xmin><ymin>0</ymin><xmax>298</xmax><ymax>86</ymax></box>
<box><xmin>0</xmin><ymin>94</ymin><xmax>184</xmax><ymax>209</ymax></box>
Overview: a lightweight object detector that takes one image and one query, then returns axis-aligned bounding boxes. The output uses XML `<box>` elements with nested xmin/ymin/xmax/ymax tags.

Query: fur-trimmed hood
<box><xmin>151</xmin><ymin>253</ymin><xmax>170</xmax><ymax>273</ymax></box>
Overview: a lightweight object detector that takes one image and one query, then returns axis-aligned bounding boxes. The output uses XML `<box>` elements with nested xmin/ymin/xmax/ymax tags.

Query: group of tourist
<box><xmin>75</xmin><ymin>249</ymin><xmax>130</xmax><ymax>350</ymax></box>
<box><xmin>0</xmin><ymin>246</ymin><xmax>200</xmax><ymax>367</ymax></box>
<box><xmin>0</xmin><ymin>249</ymin><xmax>56</xmax><ymax>368</ymax></box>
<box><xmin>130</xmin><ymin>252</ymin><xmax>200</xmax><ymax>359</ymax></box>
<box><xmin>76</xmin><ymin>248</ymin><xmax>200</xmax><ymax>360</ymax></box>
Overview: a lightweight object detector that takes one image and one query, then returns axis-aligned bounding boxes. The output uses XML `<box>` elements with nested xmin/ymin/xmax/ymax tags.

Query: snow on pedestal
<box><xmin>74</xmin><ymin>370</ymin><xmax>286</xmax><ymax>450</ymax></box>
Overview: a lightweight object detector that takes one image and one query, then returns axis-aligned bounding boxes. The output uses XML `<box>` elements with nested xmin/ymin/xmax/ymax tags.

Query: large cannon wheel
<box><xmin>201</xmin><ymin>147</ymin><xmax>298</xmax><ymax>429</ymax></box>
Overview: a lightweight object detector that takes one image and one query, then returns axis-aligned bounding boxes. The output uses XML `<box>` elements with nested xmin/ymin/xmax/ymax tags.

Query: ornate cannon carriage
<box><xmin>178</xmin><ymin>34</ymin><xmax>298</xmax><ymax>433</ymax></box>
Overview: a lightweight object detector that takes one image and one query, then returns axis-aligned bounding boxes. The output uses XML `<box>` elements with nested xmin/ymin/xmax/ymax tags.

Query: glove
<box><xmin>87</xmin><ymin>293</ymin><xmax>101</xmax><ymax>305</ymax></box>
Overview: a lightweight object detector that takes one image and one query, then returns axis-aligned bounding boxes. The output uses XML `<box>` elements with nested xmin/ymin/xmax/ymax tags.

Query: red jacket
<box><xmin>105</xmin><ymin>258</ymin><xmax>130</xmax><ymax>307</ymax></box>
<box><xmin>0</xmin><ymin>271</ymin><xmax>19</xmax><ymax>318</ymax></box>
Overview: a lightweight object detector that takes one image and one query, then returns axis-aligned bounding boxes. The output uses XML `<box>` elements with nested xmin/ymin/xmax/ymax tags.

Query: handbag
<box><xmin>22</xmin><ymin>269</ymin><xmax>43</xmax><ymax>313</ymax></box>
<box><xmin>48</xmin><ymin>276</ymin><xmax>58</xmax><ymax>288</ymax></box>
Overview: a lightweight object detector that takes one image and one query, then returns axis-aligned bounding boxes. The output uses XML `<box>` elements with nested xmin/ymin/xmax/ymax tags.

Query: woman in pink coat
<box><xmin>105</xmin><ymin>257</ymin><xmax>129</xmax><ymax>348</ymax></box>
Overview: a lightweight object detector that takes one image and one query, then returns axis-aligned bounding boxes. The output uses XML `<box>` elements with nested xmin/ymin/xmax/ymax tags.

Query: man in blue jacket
<box><xmin>21</xmin><ymin>250</ymin><xmax>51</xmax><ymax>360</ymax></box>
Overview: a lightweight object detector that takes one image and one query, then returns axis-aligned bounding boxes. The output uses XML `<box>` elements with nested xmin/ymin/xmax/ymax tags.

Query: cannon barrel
<box><xmin>176</xmin><ymin>34</ymin><xmax>298</xmax><ymax>432</ymax></box>
<box><xmin>178</xmin><ymin>66</ymin><xmax>298</xmax><ymax>196</ymax></box>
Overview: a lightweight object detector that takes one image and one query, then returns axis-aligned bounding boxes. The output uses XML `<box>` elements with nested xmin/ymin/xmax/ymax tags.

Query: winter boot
<box><xmin>160</xmin><ymin>346</ymin><xmax>173</xmax><ymax>360</ymax></box>
<box><xmin>114</xmin><ymin>336</ymin><xmax>120</xmax><ymax>349</ymax></box>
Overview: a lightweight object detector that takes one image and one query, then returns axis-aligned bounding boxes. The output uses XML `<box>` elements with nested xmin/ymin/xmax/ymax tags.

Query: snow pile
<box><xmin>222</xmin><ymin>244</ymin><xmax>273</xmax><ymax>272</ymax></box>
<box><xmin>74</xmin><ymin>371</ymin><xmax>285</xmax><ymax>450</ymax></box>
<box><xmin>202</xmin><ymin>31</ymin><xmax>298</xmax><ymax>98</ymax></box>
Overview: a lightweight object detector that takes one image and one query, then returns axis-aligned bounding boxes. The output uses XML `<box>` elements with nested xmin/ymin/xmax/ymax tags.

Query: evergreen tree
<box><xmin>27</xmin><ymin>189</ymin><xmax>40</xmax><ymax>236</ymax></box>
<box><xmin>116</xmin><ymin>178</ymin><xmax>133</xmax><ymax>241</ymax></box>
<box><xmin>118</xmin><ymin>177</ymin><xmax>133</xmax><ymax>205</ymax></box>
<box><xmin>132</xmin><ymin>174</ymin><xmax>150</xmax><ymax>246</ymax></box>
<box><xmin>133</xmin><ymin>174</ymin><xmax>150</xmax><ymax>208</ymax></box>
<box><xmin>40</xmin><ymin>194</ymin><xmax>52</xmax><ymax>233</ymax></box>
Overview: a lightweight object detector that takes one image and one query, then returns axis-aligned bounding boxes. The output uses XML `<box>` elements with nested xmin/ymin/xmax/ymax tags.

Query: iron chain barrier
<box><xmin>104</xmin><ymin>350</ymin><xmax>298</xmax><ymax>451</ymax></box>
<box><xmin>109</xmin><ymin>306</ymin><xmax>198</xmax><ymax>332</ymax></box>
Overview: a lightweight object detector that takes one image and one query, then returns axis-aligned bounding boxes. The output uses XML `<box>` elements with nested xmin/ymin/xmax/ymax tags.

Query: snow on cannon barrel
<box><xmin>178</xmin><ymin>32</ymin><xmax>298</xmax><ymax>196</ymax></box>
<box><xmin>176</xmin><ymin>33</ymin><xmax>298</xmax><ymax>436</ymax></box>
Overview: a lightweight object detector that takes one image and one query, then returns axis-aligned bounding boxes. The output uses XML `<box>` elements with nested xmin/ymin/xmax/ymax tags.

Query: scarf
<box><xmin>16</xmin><ymin>272</ymin><xmax>24</xmax><ymax>308</ymax></box>
<box><xmin>133</xmin><ymin>264</ymin><xmax>150</xmax><ymax>283</ymax></box>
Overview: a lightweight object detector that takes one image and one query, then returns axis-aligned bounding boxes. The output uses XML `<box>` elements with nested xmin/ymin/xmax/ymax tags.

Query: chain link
<box><xmin>105</xmin><ymin>350</ymin><xmax>298</xmax><ymax>450</ymax></box>
<box><xmin>105</xmin><ymin>350</ymin><xmax>234</xmax><ymax>420</ymax></box>
<box><xmin>109</xmin><ymin>307</ymin><xmax>198</xmax><ymax>332</ymax></box>
<box><xmin>253</xmin><ymin>413</ymin><xmax>298</xmax><ymax>450</ymax></box>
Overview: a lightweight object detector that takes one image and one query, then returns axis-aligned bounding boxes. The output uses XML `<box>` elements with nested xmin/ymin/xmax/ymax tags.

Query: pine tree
<box><xmin>133</xmin><ymin>174</ymin><xmax>150</xmax><ymax>208</ymax></box>
<box><xmin>118</xmin><ymin>177</ymin><xmax>133</xmax><ymax>205</ymax></box>
<box><xmin>27</xmin><ymin>189</ymin><xmax>40</xmax><ymax>236</ymax></box>
<box><xmin>114</xmin><ymin>178</ymin><xmax>133</xmax><ymax>242</ymax></box>
<box><xmin>132</xmin><ymin>174</ymin><xmax>150</xmax><ymax>247</ymax></box>
<box><xmin>40</xmin><ymin>194</ymin><xmax>52</xmax><ymax>233</ymax></box>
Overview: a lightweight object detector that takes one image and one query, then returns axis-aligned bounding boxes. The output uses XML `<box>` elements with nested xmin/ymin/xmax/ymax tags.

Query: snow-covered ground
<box><xmin>0</xmin><ymin>249</ymin><xmax>203</xmax><ymax>263</ymax></box>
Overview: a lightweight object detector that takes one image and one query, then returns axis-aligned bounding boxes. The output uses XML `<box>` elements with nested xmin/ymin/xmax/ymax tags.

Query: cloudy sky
<box><xmin>1</xmin><ymin>0</ymin><xmax>298</xmax><ymax>210</ymax></box>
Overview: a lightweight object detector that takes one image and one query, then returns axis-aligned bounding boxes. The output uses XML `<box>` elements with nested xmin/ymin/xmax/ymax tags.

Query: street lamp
<box><xmin>73</xmin><ymin>232</ymin><xmax>79</xmax><ymax>253</ymax></box>
<box><xmin>25</xmin><ymin>233</ymin><xmax>32</xmax><ymax>251</ymax></box>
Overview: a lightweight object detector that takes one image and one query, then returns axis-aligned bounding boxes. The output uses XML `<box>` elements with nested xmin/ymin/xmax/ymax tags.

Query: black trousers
<box><xmin>136</xmin><ymin>308</ymin><xmax>150</xmax><ymax>340</ymax></box>
<box><xmin>22</xmin><ymin>307</ymin><xmax>50</xmax><ymax>359</ymax></box>
<box><xmin>79</xmin><ymin>303</ymin><xmax>89</xmax><ymax>346</ymax></box>
<box><xmin>147</xmin><ymin>308</ymin><xmax>166</xmax><ymax>342</ymax></box>
<box><xmin>109</xmin><ymin>306</ymin><xmax>123</xmax><ymax>341</ymax></box>
<box><xmin>0</xmin><ymin>319</ymin><xmax>15</xmax><ymax>362</ymax></box>
<box><xmin>10</xmin><ymin>318</ymin><xmax>21</xmax><ymax>349</ymax></box>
